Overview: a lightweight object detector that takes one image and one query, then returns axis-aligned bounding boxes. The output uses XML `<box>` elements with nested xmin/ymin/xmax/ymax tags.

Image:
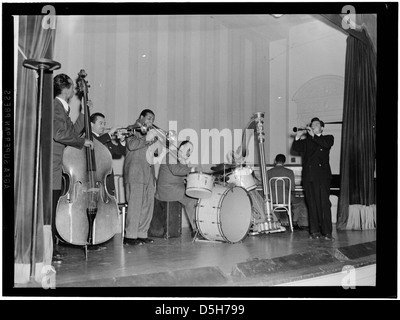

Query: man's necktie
<box><xmin>67</xmin><ymin>106</ymin><xmax>70</xmax><ymax>116</ymax></box>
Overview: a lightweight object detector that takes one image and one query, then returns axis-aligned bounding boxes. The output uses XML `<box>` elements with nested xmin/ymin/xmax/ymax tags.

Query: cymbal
<box><xmin>210</xmin><ymin>163</ymin><xmax>237</xmax><ymax>172</ymax></box>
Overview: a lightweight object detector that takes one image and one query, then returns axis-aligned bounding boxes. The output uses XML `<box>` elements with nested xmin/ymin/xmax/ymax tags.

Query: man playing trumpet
<box><xmin>90</xmin><ymin>112</ymin><xmax>126</xmax><ymax>198</ymax></box>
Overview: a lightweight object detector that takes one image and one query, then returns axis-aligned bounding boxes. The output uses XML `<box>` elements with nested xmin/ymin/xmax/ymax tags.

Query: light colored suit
<box><xmin>123</xmin><ymin>131</ymin><xmax>157</xmax><ymax>239</ymax></box>
<box><xmin>52</xmin><ymin>97</ymin><xmax>85</xmax><ymax>190</ymax></box>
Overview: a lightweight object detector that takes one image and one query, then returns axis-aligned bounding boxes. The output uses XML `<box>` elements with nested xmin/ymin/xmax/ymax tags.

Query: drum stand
<box><xmin>251</xmin><ymin>112</ymin><xmax>285</xmax><ymax>235</ymax></box>
<box><xmin>192</xmin><ymin>230</ymin><xmax>222</xmax><ymax>243</ymax></box>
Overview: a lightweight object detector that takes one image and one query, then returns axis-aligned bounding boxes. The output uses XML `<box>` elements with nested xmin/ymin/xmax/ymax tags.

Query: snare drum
<box><xmin>226</xmin><ymin>166</ymin><xmax>256</xmax><ymax>191</ymax></box>
<box><xmin>186</xmin><ymin>172</ymin><xmax>214</xmax><ymax>199</ymax></box>
<box><xmin>195</xmin><ymin>185</ymin><xmax>252</xmax><ymax>243</ymax></box>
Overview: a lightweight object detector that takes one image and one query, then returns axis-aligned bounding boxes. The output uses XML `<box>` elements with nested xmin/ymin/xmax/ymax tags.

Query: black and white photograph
<box><xmin>2</xmin><ymin>0</ymin><xmax>397</xmax><ymax>302</ymax></box>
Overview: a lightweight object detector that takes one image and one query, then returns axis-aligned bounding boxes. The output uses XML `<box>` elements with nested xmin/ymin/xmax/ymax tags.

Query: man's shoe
<box><xmin>138</xmin><ymin>238</ymin><xmax>154</xmax><ymax>244</ymax></box>
<box><xmin>322</xmin><ymin>234</ymin><xmax>335</xmax><ymax>241</ymax></box>
<box><xmin>308</xmin><ymin>233</ymin><xmax>321</xmax><ymax>240</ymax></box>
<box><xmin>52</xmin><ymin>250</ymin><xmax>63</xmax><ymax>264</ymax></box>
<box><xmin>52</xmin><ymin>256</ymin><xmax>63</xmax><ymax>264</ymax></box>
<box><xmin>123</xmin><ymin>238</ymin><xmax>144</xmax><ymax>246</ymax></box>
<box><xmin>53</xmin><ymin>250</ymin><xmax>64</xmax><ymax>259</ymax></box>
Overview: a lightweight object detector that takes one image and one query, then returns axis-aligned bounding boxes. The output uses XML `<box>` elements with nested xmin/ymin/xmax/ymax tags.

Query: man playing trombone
<box><xmin>123</xmin><ymin>109</ymin><xmax>160</xmax><ymax>246</ymax></box>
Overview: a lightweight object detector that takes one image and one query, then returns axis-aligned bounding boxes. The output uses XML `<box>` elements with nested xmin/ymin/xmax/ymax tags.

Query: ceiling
<box><xmin>212</xmin><ymin>14</ymin><xmax>320</xmax><ymax>42</ymax></box>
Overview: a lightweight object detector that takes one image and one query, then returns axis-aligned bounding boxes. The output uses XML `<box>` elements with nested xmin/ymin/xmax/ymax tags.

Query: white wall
<box><xmin>54</xmin><ymin>15</ymin><xmax>270</xmax><ymax>176</ymax></box>
<box><xmin>269</xmin><ymin>38</ymin><xmax>288</xmax><ymax>163</ymax></box>
<box><xmin>268</xmin><ymin>19</ymin><xmax>346</xmax><ymax>168</ymax></box>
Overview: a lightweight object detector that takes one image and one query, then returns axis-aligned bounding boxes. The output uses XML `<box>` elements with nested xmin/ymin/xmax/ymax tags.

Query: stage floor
<box><xmin>50</xmin><ymin>225</ymin><xmax>376</xmax><ymax>294</ymax></box>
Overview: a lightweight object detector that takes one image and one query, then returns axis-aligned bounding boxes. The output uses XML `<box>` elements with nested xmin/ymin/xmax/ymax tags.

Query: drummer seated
<box><xmin>155</xmin><ymin>140</ymin><xmax>201</xmax><ymax>237</ymax></box>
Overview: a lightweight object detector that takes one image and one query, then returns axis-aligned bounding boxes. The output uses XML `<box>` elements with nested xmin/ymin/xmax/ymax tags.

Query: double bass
<box><xmin>55</xmin><ymin>70</ymin><xmax>119</xmax><ymax>249</ymax></box>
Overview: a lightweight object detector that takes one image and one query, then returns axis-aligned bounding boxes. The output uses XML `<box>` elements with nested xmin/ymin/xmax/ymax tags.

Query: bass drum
<box><xmin>195</xmin><ymin>185</ymin><xmax>252</xmax><ymax>243</ymax></box>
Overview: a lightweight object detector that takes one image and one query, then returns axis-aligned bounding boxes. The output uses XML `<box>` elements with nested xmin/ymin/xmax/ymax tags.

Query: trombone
<box><xmin>146</xmin><ymin>124</ymin><xmax>187</xmax><ymax>161</ymax></box>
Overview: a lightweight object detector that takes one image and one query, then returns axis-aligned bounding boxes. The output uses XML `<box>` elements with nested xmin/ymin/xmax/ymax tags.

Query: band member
<box><xmin>292</xmin><ymin>117</ymin><xmax>334</xmax><ymax>241</ymax></box>
<box><xmin>266</xmin><ymin>154</ymin><xmax>301</xmax><ymax>226</ymax></box>
<box><xmin>123</xmin><ymin>109</ymin><xmax>159</xmax><ymax>246</ymax></box>
<box><xmin>90</xmin><ymin>112</ymin><xmax>126</xmax><ymax>197</ymax></box>
<box><xmin>51</xmin><ymin>74</ymin><xmax>93</xmax><ymax>262</ymax></box>
<box><xmin>155</xmin><ymin>140</ymin><xmax>201</xmax><ymax>237</ymax></box>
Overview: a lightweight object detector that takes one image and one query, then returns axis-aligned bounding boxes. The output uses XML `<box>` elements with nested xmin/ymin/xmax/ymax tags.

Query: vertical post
<box><xmin>23</xmin><ymin>58</ymin><xmax>61</xmax><ymax>280</ymax></box>
<box><xmin>252</xmin><ymin>112</ymin><xmax>272</xmax><ymax>222</ymax></box>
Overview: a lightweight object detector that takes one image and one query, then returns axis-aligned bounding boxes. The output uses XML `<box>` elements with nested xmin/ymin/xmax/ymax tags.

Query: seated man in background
<box><xmin>155</xmin><ymin>140</ymin><xmax>201</xmax><ymax>237</ymax></box>
<box><xmin>267</xmin><ymin>154</ymin><xmax>303</xmax><ymax>229</ymax></box>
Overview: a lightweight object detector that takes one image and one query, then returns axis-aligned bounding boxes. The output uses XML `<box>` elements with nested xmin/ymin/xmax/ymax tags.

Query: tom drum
<box><xmin>186</xmin><ymin>172</ymin><xmax>214</xmax><ymax>199</ymax></box>
<box><xmin>226</xmin><ymin>166</ymin><xmax>256</xmax><ymax>191</ymax></box>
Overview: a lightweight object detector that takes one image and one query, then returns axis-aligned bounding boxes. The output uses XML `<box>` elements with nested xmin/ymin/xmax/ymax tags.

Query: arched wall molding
<box><xmin>292</xmin><ymin>74</ymin><xmax>344</xmax><ymax>125</ymax></box>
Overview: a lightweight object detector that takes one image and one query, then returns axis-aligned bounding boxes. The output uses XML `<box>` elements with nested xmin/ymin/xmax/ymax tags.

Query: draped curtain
<box><xmin>14</xmin><ymin>15</ymin><xmax>56</xmax><ymax>284</ymax></box>
<box><xmin>336</xmin><ymin>29</ymin><xmax>376</xmax><ymax>230</ymax></box>
<box><xmin>320</xmin><ymin>14</ymin><xmax>377</xmax><ymax>230</ymax></box>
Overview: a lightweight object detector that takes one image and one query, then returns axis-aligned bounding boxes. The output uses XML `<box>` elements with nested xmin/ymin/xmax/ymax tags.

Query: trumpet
<box><xmin>106</xmin><ymin>124</ymin><xmax>148</xmax><ymax>139</ymax></box>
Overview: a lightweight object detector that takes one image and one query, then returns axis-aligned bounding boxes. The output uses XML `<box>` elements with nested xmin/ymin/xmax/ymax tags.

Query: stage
<box><xmin>48</xmin><ymin>225</ymin><xmax>376</xmax><ymax>292</ymax></box>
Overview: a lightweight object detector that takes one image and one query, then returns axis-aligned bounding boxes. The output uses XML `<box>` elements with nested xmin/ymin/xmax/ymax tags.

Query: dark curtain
<box><xmin>319</xmin><ymin>14</ymin><xmax>377</xmax><ymax>230</ymax></box>
<box><xmin>14</xmin><ymin>16</ymin><xmax>56</xmax><ymax>284</ymax></box>
<box><xmin>336</xmin><ymin>30</ymin><xmax>377</xmax><ymax>230</ymax></box>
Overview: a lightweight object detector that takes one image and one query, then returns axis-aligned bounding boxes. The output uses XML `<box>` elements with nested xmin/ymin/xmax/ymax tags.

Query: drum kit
<box><xmin>185</xmin><ymin>163</ymin><xmax>284</xmax><ymax>244</ymax></box>
<box><xmin>185</xmin><ymin>112</ymin><xmax>285</xmax><ymax>244</ymax></box>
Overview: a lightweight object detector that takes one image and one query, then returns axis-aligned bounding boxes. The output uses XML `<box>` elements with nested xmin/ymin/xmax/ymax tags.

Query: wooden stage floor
<box><xmin>48</xmin><ymin>225</ymin><xmax>377</xmax><ymax>296</ymax></box>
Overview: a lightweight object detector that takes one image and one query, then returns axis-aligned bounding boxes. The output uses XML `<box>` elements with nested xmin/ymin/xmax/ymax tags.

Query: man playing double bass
<box><xmin>51</xmin><ymin>74</ymin><xmax>93</xmax><ymax>263</ymax></box>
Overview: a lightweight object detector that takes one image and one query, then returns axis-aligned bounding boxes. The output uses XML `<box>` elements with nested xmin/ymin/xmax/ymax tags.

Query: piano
<box><xmin>253</xmin><ymin>165</ymin><xmax>340</xmax><ymax>197</ymax></box>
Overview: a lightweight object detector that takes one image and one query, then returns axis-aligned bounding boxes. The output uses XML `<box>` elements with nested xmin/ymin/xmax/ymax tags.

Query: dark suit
<box><xmin>51</xmin><ymin>97</ymin><xmax>86</xmax><ymax>246</ymax></box>
<box><xmin>94</xmin><ymin>133</ymin><xmax>126</xmax><ymax>197</ymax></box>
<box><xmin>292</xmin><ymin>133</ymin><xmax>334</xmax><ymax>235</ymax></box>
<box><xmin>52</xmin><ymin>97</ymin><xmax>85</xmax><ymax>191</ymax></box>
<box><xmin>266</xmin><ymin>165</ymin><xmax>295</xmax><ymax>204</ymax></box>
<box><xmin>155</xmin><ymin>153</ymin><xmax>198</xmax><ymax>231</ymax></box>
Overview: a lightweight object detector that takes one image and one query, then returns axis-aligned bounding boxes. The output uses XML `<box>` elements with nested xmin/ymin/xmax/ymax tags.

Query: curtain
<box><xmin>14</xmin><ymin>15</ymin><xmax>56</xmax><ymax>284</ymax></box>
<box><xmin>336</xmin><ymin>29</ymin><xmax>377</xmax><ymax>230</ymax></box>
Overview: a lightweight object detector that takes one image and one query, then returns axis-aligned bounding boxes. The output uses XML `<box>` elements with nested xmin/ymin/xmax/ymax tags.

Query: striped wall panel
<box><xmin>54</xmin><ymin>15</ymin><xmax>270</xmax><ymax>167</ymax></box>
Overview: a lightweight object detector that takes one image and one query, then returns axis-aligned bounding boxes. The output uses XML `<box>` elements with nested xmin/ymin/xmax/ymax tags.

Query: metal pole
<box><xmin>23</xmin><ymin>59</ymin><xmax>61</xmax><ymax>280</ymax></box>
